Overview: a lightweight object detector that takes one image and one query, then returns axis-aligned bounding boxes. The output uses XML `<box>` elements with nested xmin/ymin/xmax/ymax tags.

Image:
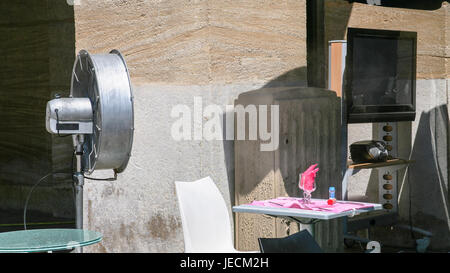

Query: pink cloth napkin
<box><xmin>247</xmin><ymin>197</ymin><xmax>374</xmax><ymax>213</ymax></box>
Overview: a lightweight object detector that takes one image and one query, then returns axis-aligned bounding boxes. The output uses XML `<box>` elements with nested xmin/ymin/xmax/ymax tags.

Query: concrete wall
<box><xmin>0</xmin><ymin>1</ymin><xmax>75</xmax><ymax>222</ymax></box>
<box><xmin>74</xmin><ymin>0</ymin><xmax>307</xmax><ymax>252</ymax></box>
<box><xmin>1</xmin><ymin>0</ymin><xmax>446</xmax><ymax>252</ymax></box>
<box><xmin>76</xmin><ymin>0</ymin><xmax>449</xmax><ymax>252</ymax></box>
<box><xmin>325</xmin><ymin>1</ymin><xmax>450</xmax><ymax>250</ymax></box>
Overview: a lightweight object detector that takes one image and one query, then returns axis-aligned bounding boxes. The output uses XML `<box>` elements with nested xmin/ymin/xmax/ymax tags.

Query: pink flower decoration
<box><xmin>299</xmin><ymin>164</ymin><xmax>319</xmax><ymax>192</ymax></box>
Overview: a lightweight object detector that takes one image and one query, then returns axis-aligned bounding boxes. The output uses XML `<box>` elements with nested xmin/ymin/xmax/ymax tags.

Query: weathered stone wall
<box><xmin>1</xmin><ymin>0</ymin><xmax>447</xmax><ymax>252</ymax></box>
<box><xmin>75</xmin><ymin>0</ymin><xmax>450</xmax><ymax>252</ymax></box>
<box><xmin>74</xmin><ymin>0</ymin><xmax>307</xmax><ymax>252</ymax></box>
<box><xmin>447</xmin><ymin>3</ymin><xmax>450</xmax><ymax>79</ymax></box>
<box><xmin>74</xmin><ymin>0</ymin><xmax>306</xmax><ymax>86</ymax></box>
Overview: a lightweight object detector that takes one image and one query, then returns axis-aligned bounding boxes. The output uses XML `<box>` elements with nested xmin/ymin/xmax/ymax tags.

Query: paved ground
<box><xmin>342</xmin><ymin>240</ymin><xmax>450</xmax><ymax>253</ymax></box>
<box><xmin>343</xmin><ymin>242</ymin><xmax>416</xmax><ymax>253</ymax></box>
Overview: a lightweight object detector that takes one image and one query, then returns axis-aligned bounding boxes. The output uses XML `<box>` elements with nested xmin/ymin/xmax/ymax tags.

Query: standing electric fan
<box><xmin>45</xmin><ymin>50</ymin><xmax>134</xmax><ymax>232</ymax></box>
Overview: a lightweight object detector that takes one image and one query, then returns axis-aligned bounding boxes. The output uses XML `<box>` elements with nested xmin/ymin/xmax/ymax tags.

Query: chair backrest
<box><xmin>175</xmin><ymin>177</ymin><xmax>234</xmax><ymax>252</ymax></box>
<box><xmin>258</xmin><ymin>230</ymin><xmax>323</xmax><ymax>253</ymax></box>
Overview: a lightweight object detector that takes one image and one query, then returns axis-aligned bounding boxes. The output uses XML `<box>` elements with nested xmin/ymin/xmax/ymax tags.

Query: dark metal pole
<box><xmin>73</xmin><ymin>135</ymin><xmax>85</xmax><ymax>253</ymax></box>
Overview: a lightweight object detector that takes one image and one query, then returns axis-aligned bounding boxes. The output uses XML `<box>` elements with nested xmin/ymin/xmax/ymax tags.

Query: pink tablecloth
<box><xmin>247</xmin><ymin>197</ymin><xmax>374</xmax><ymax>213</ymax></box>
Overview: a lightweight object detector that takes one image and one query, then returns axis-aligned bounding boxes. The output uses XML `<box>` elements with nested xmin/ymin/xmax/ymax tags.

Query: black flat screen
<box><xmin>346</xmin><ymin>28</ymin><xmax>416</xmax><ymax>123</ymax></box>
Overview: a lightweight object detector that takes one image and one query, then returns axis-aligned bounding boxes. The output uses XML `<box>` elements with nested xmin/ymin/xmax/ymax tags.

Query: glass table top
<box><xmin>0</xmin><ymin>229</ymin><xmax>102</xmax><ymax>253</ymax></box>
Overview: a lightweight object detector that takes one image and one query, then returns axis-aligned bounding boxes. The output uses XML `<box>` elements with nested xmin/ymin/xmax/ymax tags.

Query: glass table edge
<box><xmin>0</xmin><ymin>237</ymin><xmax>102</xmax><ymax>253</ymax></box>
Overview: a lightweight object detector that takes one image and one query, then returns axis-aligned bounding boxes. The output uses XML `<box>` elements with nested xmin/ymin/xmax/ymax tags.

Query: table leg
<box><xmin>287</xmin><ymin>217</ymin><xmax>319</xmax><ymax>237</ymax></box>
<box><xmin>300</xmin><ymin>223</ymin><xmax>315</xmax><ymax>237</ymax></box>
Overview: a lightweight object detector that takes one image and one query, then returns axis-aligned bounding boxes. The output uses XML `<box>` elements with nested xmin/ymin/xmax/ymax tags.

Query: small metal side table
<box><xmin>342</xmin><ymin>159</ymin><xmax>432</xmax><ymax>251</ymax></box>
<box><xmin>342</xmin><ymin>159</ymin><xmax>414</xmax><ymax>238</ymax></box>
<box><xmin>233</xmin><ymin>199</ymin><xmax>382</xmax><ymax>237</ymax></box>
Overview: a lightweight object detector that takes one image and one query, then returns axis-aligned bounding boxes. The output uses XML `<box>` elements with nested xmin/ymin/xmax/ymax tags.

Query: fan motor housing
<box><xmin>46</xmin><ymin>98</ymin><xmax>93</xmax><ymax>135</ymax></box>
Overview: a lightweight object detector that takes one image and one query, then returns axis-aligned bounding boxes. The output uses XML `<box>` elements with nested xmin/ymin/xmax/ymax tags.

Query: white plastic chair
<box><xmin>175</xmin><ymin>176</ymin><xmax>255</xmax><ymax>253</ymax></box>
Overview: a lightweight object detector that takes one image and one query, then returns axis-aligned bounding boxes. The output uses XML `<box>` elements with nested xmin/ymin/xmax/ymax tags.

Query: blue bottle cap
<box><xmin>329</xmin><ymin>187</ymin><xmax>335</xmax><ymax>191</ymax></box>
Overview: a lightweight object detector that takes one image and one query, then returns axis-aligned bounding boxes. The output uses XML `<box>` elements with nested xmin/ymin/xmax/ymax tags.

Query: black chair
<box><xmin>258</xmin><ymin>230</ymin><xmax>323</xmax><ymax>253</ymax></box>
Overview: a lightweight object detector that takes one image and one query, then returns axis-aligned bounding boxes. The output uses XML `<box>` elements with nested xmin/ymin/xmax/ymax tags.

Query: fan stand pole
<box><xmin>73</xmin><ymin>135</ymin><xmax>85</xmax><ymax>253</ymax></box>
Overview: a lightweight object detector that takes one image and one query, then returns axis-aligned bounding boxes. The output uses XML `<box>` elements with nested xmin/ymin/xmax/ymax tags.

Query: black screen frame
<box><xmin>345</xmin><ymin>28</ymin><xmax>417</xmax><ymax>123</ymax></box>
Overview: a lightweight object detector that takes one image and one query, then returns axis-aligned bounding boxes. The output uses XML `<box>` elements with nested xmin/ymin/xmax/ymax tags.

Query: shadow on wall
<box><xmin>402</xmin><ymin>105</ymin><xmax>450</xmax><ymax>249</ymax></box>
<box><xmin>226</xmin><ymin>67</ymin><xmax>346</xmax><ymax>252</ymax></box>
<box><xmin>0</xmin><ymin>0</ymin><xmax>76</xmax><ymax>225</ymax></box>
<box><xmin>221</xmin><ymin>65</ymin><xmax>345</xmax><ymax>201</ymax></box>
<box><xmin>364</xmin><ymin>105</ymin><xmax>450</xmax><ymax>250</ymax></box>
<box><xmin>221</xmin><ymin>67</ymin><xmax>308</xmax><ymax>206</ymax></box>
<box><xmin>221</xmin><ymin>66</ymin><xmax>346</xmax><ymax>199</ymax></box>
